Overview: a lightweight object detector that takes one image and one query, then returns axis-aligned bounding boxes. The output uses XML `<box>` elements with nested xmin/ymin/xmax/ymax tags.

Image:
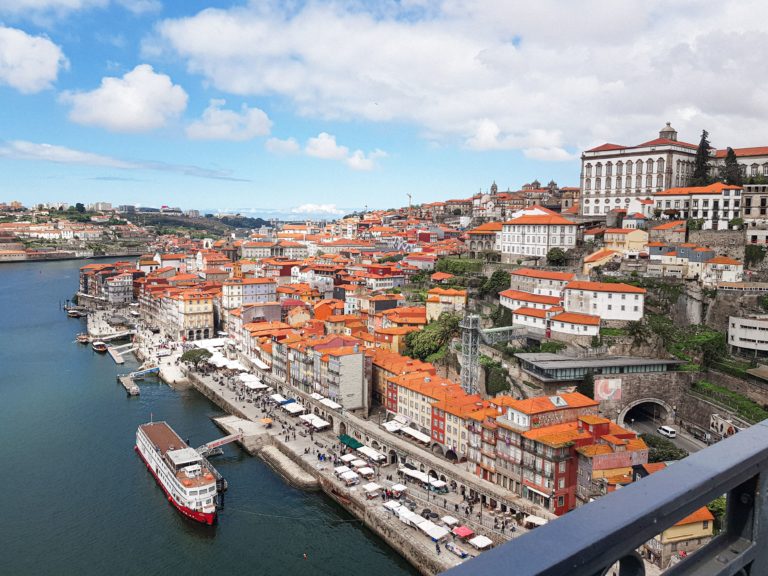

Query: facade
<box><xmin>563</xmin><ymin>281</ymin><xmax>645</xmax><ymax>322</ymax></box>
<box><xmin>508</xmin><ymin>268</ymin><xmax>575</xmax><ymax>298</ymax></box>
<box><xmin>580</xmin><ymin>123</ymin><xmax>698</xmax><ymax>216</ymax></box>
<box><xmin>500</xmin><ymin>207</ymin><xmax>577</xmax><ymax>262</ymax></box>
<box><xmin>603</xmin><ymin>228</ymin><xmax>649</xmax><ymax>255</ymax></box>
<box><xmin>652</xmin><ymin>182</ymin><xmax>742</xmax><ymax>230</ymax></box>
<box><xmin>105</xmin><ymin>272</ymin><xmax>134</xmax><ymax>305</ymax></box>
<box><xmin>728</xmin><ymin>315</ymin><xmax>768</xmax><ymax>357</ymax></box>
<box><xmin>425</xmin><ymin>288</ymin><xmax>467</xmax><ymax>322</ymax></box>
<box><xmin>221</xmin><ymin>278</ymin><xmax>278</xmax><ymax>310</ymax></box>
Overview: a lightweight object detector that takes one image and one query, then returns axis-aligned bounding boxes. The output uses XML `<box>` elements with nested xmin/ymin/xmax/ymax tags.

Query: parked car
<box><xmin>657</xmin><ymin>425</ymin><xmax>677</xmax><ymax>439</ymax></box>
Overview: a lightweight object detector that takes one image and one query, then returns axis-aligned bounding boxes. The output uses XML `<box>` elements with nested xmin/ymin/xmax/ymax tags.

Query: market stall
<box><xmin>339</xmin><ymin>470</ymin><xmax>359</xmax><ymax>486</ymax></box>
<box><xmin>452</xmin><ymin>525</ymin><xmax>475</xmax><ymax>540</ymax></box>
<box><xmin>363</xmin><ymin>482</ymin><xmax>383</xmax><ymax>499</ymax></box>
<box><xmin>468</xmin><ymin>535</ymin><xmax>493</xmax><ymax>550</ymax></box>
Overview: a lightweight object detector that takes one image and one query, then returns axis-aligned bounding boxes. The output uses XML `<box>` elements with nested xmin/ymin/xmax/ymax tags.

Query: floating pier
<box><xmin>117</xmin><ymin>375</ymin><xmax>140</xmax><ymax>396</ymax></box>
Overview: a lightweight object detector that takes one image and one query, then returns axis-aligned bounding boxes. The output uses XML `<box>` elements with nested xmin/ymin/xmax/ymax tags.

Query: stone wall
<box><xmin>688</xmin><ymin>229</ymin><xmax>745</xmax><ymax>261</ymax></box>
<box><xmin>598</xmin><ymin>371</ymin><xmax>694</xmax><ymax>422</ymax></box>
<box><xmin>702</xmin><ymin>369</ymin><xmax>768</xmax><ymax>407</ymax></box>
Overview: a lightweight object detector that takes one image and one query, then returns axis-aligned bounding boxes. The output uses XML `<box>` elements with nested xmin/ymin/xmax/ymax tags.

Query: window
<box><xmin>557</xmin><ymin>496</ymin><xmax>564</xmax><ymax>507</ymax></box>
<box><xmin>585</xmin><ymin>163</ymin><xmax>592</xmax><ymax>177</ymax></box>
<box><xmin>703</xmin><ymin>520</ymin><xmax>709</xmax><ymax>529</ymax></box>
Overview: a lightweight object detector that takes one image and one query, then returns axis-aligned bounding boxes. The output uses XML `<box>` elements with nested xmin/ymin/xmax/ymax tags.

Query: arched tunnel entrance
<box><xmin>618</xmin><ymin>398</ymin><xmax>675</xmax><ymax>431</ymax></box>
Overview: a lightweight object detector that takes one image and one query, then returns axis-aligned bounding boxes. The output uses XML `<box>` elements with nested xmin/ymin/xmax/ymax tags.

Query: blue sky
<box><xmin>1</xmin><ymin>1</ymin><xmax>766</xmax><ymax>218</ymax></box>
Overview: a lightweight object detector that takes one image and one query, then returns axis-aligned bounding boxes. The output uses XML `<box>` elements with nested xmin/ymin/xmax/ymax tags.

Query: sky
<box><xmin>2</xmin><ymin>1</ymin><xmax>768</xmax><ymax>219</ymax></box>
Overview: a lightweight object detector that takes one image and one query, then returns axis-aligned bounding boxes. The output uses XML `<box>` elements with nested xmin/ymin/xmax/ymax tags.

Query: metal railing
<box><xmin>443</xmin><ymin>419</ymin><xmax>768</xmax><ymax>576</ymax></box>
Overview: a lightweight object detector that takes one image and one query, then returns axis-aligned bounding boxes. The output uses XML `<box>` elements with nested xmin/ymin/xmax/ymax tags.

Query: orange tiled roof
<box><xmin>654</xmin><ymin>182</ymin><xmax>741</xmax><ymax>196</ymax></box>
<box><xmin>565</xmin><ymin>280</ymin><xmax>646</xmax><ymax>294</ymax></box>
<box><xmin>584</xmin><ymin>249</ymin><xmax>619</xmax><ymax>263</ymax></box>
<box><xmin>551</xmin><ymin>311</ymin><xmax>601</xmax><ymax>326</ymax></box>
<box><xmin>499</xmin><ymin>289</ymin><xmax>561</xmax><ymax>305</ymax></box>
<box><xmin>511</xmin><ymin>268</ymin><xmax>575</xmax><ymax>281</ymax></box>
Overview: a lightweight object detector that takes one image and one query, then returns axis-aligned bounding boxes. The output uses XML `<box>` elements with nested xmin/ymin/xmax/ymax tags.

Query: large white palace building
<box><xmin>580</xmin><ymin>123</ymin><xmax>768</xmax><ymax>217</ymax></box>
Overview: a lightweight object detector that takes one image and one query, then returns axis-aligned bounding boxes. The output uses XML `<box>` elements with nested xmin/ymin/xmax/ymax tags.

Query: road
<box><xmin>630</xmin><ymin>419</ymin><xmax>707</xmax><ymax>455</ymax></box>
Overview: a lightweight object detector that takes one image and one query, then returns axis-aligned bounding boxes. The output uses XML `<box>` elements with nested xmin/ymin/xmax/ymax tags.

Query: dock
<box><xmin>107</xmin><ymin>342</ymin><xmax>137</xmax><ymax>365</ymax></box>
<box><xmin>117</xmin><ymin>375</ymin><xmax>140</xmax><ymax>396</ymax></box>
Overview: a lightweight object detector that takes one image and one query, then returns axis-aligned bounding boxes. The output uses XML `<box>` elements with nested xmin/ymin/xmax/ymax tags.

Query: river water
<box><xmin>0</xmin><ymin>259</ymin><xmax>416</xmax><ymax>576</ymax></box>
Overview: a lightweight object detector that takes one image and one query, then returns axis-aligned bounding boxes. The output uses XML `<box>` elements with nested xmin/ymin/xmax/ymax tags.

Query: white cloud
<box><xmin>151</xmin><ymin>2</ymin><xmax>768</xmax><ymax>157</ymax></box>
<box><xmin>0</xmin><ymin>0</ymin><xmax>159</xmax><ymax>17</ymax></box>
<box><xmin>291</xmin><ymin>203</ymin><xmax>344</xmax><ymax>215</ymax></box>
<box><xmin>62</xmin><ymin>64</ymin><xmax>187</xmax><ymax>132</ymax></box>
<box><xmin>304</xmin><ymin>132</ymin><xmax>385</xmax><ymax>170</ymax></box>
<box><xmin>265</xmin><ymin>137</ymin><xmax>300</xmax><ymax>154</ymax></box>
<box><xmin>186</xmin><ymin>99</ymin><xmax>272</xmax><ymax>141</ymax></box>
<box><xmin>115</xmin><ymin>0</ymin><xmax>160</xmax><ymax>14</ymax></box>
<box><xmin>0</xmin><ymin>26</ymin><xmax>68</xmax><ymax>93</ymax></box>
<box><xmin>0</xmin><ymin>139</ymin><xmax>245</xmax><ymax>180</ymax></box>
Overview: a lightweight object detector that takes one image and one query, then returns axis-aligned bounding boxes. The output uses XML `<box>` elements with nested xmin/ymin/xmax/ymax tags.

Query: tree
<box><xmin>75</xmin><ymin>202</ymin><xmax>85</xmax><ymax>213</ymax></box>
<box><xmin>577</xmin><ymin>372</ymin><xmax>594</xmax><ymax>399</ymax></box>
<box><xmin>723</xmin><ymin>147</ymin><xmax>742</xmax><ymax>185</ymax></box>
<box><xmin>403</xmin><ymin>312</ymin><xmax>460</xmax><ymax>361</ymax></box>
<box><xmin>707</xmin><ymin>496</ymin><xmax>727</xmax><ymax>534</ymax></box>
<box><xmin>728</xmin><ymin>217</ymin><xmax>744</xmax><ymax>230</ymax></box>
<box><xmin>691</xmin><ymin>130</ymin><xmax>712</xmax><ymax>186</ymax></box>
<box><xmin>480</xmin><ymin>269</ymin><xmax>511</xmax><ymax>299</ymax></box>
<box><xmin>640</xmin><ymin>433</ymin><xmax>689</xmax><ymax>463</ymax></box>
<box><xmin>546</xmin><ymin>247</ymin><xmax>567</xmax><ymax>266</ymax></box>
<box><xmin>626</xmin><ymin>320</ymin><xmax>650</xmax><ymax>345</ymax></box>
<box><xmin>745</xmin><ymin>245</ymin><xmax>767</xmax><ymax>268</ymax></box>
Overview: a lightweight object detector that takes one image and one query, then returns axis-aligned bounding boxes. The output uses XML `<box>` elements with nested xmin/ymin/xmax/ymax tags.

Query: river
<box><xmin>0</xmin><ymin>259</ymin><xmax>416</xmax><ymax>576</ymax></box>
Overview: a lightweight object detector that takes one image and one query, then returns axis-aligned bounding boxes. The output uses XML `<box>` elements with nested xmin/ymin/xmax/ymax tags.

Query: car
<box><xmin>657</xmin><ymin>425</ymin><xmax>677</xmax><ymax>439</ymax></box>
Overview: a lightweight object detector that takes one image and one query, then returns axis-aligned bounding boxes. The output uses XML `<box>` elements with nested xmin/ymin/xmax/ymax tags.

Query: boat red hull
<box><xmin>135</xmin><ymin>446</ymin><xmax>217</xmax><ymax>525</ymax></box>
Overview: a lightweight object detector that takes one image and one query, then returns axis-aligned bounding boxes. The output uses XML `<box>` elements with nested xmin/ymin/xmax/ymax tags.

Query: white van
<box><xmin>657</xmin><ymin>425</ymin><xmax>677</xmax><ymax>439</ymax></box>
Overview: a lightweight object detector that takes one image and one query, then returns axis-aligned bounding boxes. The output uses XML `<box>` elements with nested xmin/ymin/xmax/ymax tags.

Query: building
<box><xmin>466</xmin><ymin>222</ymin><xmax>502</xmax><ymax>259</ymax></box>
<box><xmin>603</xmin><ymin>228</ymin><xmax>649</xmax><ymax>255</ymax></box>
<box><xmin>425</xmin><ymin>287</ymin><xmax>467</xmax><ymax>322</ymax></box>
<box><xmin>728</xmin><ymin>315</ymin><xmax>768</xmax><ymax>357</ymax></box>
<box><xmin>580</xmin><ymin>123</ymin><xmax>699</xmax><ymax>216</ymax></box>
<box><xmin>500</xmin><ymin>207</ymin><xmax>577</xmax><ymax>262</ymax></box>
<box><xmin>221</xmin><ymin>278</ymin><xmax>278</xmax><ymax>311</ymax></box>
<box><xmin>652</xmin><ymin>182</ymin><xmax>742</xmax><ymax>230</ymax></box>
<box><xmin>508</xmin><ymin>268</ymin><xmax>575</xmax><ymax>298</ymax></box>
<box><xmin>562</xmin><ymin>281</ymin><xmax>645</xmax><ymax>322</ymax></box>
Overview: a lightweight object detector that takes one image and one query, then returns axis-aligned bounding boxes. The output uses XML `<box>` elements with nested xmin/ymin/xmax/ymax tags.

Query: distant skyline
<box><xmin>2</xmin><ymin>1</ymin><xmax>768</xmax><ymax>219</ymax></box>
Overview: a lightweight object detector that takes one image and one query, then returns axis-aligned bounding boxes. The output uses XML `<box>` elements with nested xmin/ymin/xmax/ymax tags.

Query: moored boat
<box><xmin>92</xmin><ymin>341</ymin><xmax>108</xmax><ymax>353</ymax></box>
<box><xmin>76</xmin><ymin>333</ymin><xmax>89</xmax><ymax>344</ymax></box>
<box><xmin>135</xmin><ymin>421</ymin><xmax>220</xmax><ymax>525</ymax></box>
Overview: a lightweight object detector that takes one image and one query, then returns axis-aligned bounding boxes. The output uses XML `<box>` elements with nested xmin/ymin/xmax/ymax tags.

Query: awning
<box><xmin>469</xmin><ymin>535</ymin><xmax>493</xmax><ymax>549</ymax></box>
<box><xmin>310</xmin><ymin>392</ymin><xmax>324</xmax><ymax>400</ymax></box>
<box><xmin>340</xmin><ymin>470</ymin><xmax>359</xmax><ymax>481</ymax></box>
<box><xmin>452</xmin><ymin>525</ymin><xmax>475</xmax><ymax>539</ymax></box>
<box><xmin>400</xmin><ymin>467</ymin><xmax>430</xmax><ymax>483</ymax></box>
<box><xmin>525</xmin><ymin>514</ymin><xmax>548</xmax><ymax>526</ymax></box>
<box><xmin>363</xmin><ymin>482</ymin><xmax>382</xmax><ymax>493</ymax></box>
<box><xmin>299</xmin><ymin>414</ymin><xmax>330</xmax><ymax>429</ymax></box>
<box><xmin>281</xmin><ymin>402</ymin><xmax>304</xmax><ymax>415</ymax></box>
<box><xmin>321</xmin><ymin>398</ymin><xmax>342</xmax><ymax>410</ymax></box>
<box><xmin>429</xmin><ymin>479</ymin><xmax>447</xmax><ymax>488</ymax></box>
<box><xmin>338</xmin><ymin>434</ymin><xmax>363</xmax><ymax>449</ymax></box>
<box><xmin>269</xmin><ymin>393</ymin><xmax>287</xmax><ymax>404</ymax></box>
<box><xmin>419</xmin><ymin>521</ymin><xmax>450</xmax><ymax>541</ymax></box>
<box><xmin>251</xmin><ymin>357</ymin><xmax>269</xmax><ymax>370</ymax></box>
<box><xmin>524</xmin><ymin>484</ymin><xmax>552</xmax><ymax>499</ymax></box>
<box><xmin>383</xmin><ymin>501</ymin><xmax>402</xmax><ymax>511</ymax></box>
<box><xmin>401</xmin><ymin>426</ymin><xmax>432</xmax><ymax>444</ymax></box>
<box><xmin>350</xmin><ymin>459</ymin><xmax>367</xmax><ymax>469</ymax></box>
<box><xmin>357</xmin><ymin>467</ymin><xmax>375</xmax><ymax>476</ymax></box>
<box><xmin>334</xmin><ymin>465</ymin><xmax>351</xmax><ymax>475</ymax></box>
<box><xmin>340</xmin><ymin>453</ymin><xmax>357</xmax><ymax>463</ymax></box>
<box><xmin>357</xmin><ymin>446</ymin><xmax>386</xmax><ymax>462</ymax></box>
<box><xmin>441</xmin><ymin>515</ymin><xmax>459</xmax><ymax>527</ymax></box>
<box><xmin>382</xmin><ymin>420</ymin><xmax>403</xmax><ymax>433</ymax></box>
<box><xmin>390</xmin><ymin>483</ymin><xmax>407</xmax><ymax>493</ymax></box>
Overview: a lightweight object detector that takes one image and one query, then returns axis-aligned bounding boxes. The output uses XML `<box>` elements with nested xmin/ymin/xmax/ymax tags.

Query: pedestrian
<box><xmin>435</xmin><ymin>542</ymin><xmax>441</xmax><ymax>555</ymax></box>
<box><xmin>443</xmin><ymin>497</ymin><xmax>447</xmax><ymax>508</ymax></box>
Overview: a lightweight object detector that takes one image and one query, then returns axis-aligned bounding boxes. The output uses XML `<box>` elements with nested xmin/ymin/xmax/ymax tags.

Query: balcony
<box><xmin>443</xmin><ymin>419</ymin><xmax>768</xmax><ymax>576</ymax></box>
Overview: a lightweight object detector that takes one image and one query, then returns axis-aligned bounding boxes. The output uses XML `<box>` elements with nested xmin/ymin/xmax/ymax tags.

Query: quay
<box><xmin>117</xmin><ymin>375</ymin><xmax>140</xmax><ymax>396</ymax></box>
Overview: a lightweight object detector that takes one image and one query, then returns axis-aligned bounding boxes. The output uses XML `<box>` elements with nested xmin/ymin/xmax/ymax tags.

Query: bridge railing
<box><xmin>443</xmin><ymin>419</ymin><xmax>768</xmax><ymax>576</ymax></box>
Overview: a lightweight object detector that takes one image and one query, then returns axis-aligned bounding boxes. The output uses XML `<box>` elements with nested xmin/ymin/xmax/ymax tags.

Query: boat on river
<box><xmin>76</xmin><ymin>333</ymin><xmax>89</xmax><ymax>344</ymax></box>
<box><xmin>135</xmin><ymin>422</ymin><xmax>220</xmax><ymax>525</ymax></box>
<box><xmin>91</xmin><ymin>341</ymin><xmax>108</xmax><ymax>353</ymax></box>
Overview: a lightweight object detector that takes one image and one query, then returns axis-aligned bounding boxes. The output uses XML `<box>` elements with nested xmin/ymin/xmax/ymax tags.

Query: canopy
<box><xmin>299</xmin><ymin>414</ymin><xmax>330</xmax><ymax>429</ymax></box>
<box><xmin>525</xmin><ymin>515</ymin><xmax>548</xmax><ymax>527</ymax></box>
<box><xmin>429</xmin><ymin>479</ymin><xmax>447</xmax><ymax>488</ymax></box>
<box><xmin>357</xmin><ymin>467</ymin><xmax>375</xmax><ymax>477</ymax></box>
<box><xmin>310</xmin><ymin>392</ymin><xmax>324</xmax><ymax>400</ymax></box>
<box><xmin>418</xmin><ymin>520</ymin><xmax>450</xmax><ymax>541</ymax></box>
<box><xmin>383</xmin><ymin>501</ymin><xmax>402</xmax><ymax>511</ymax></box>
<box><xmin>259</xmin><ymin>418</ymin><xmax>273</xmax><ymax>424</ymax></box>
<box><xmin>452</xmin><ymin>525</ymin><xmax>475</xmax><ymax>539</ymax></box>
<box><xmin>397</xmin><ymin>508</ymin><xmax>426</xmax><ymax>527</ymax></box>
<box><xmin>334</xmin><ymin>465</ymin><xmax>351</xmax><ymax>475</ymax></box>
<box><xmin>321</xmin><ymin>398</ymin><xmax>342</xmax><ymax>410</ymax></box>
<box><xmin>469</xmin><ymin>535</ymin><xmax>493</xmax><ymax>549</ymax></box>
<box><xmin>239</xmin><ymin>373</ymin><xmax>260</xmax><ymax>383</ymax></box>
<box><xmin>269</xmin><ymin>393</ymin><xmax>287</xmax><ymax>404</ymax></box>
<box><xmin>243</xmin><ymin>381</ymin><xmax>268</xmax><ymax>390</ymax></box>
<box><xmin>400</xmin><ymin>426</ymin><xmax>431</xmax><ymax>444</ymax></box>
<box><xmin>251</xmin><ymin>357</ymin><xmax>269</xmax><ymax>370</ymax></box>
<box><xmin>281</xmin><ymin>402</ymin><xmax>305</xmax><ymax>414</ymax></box>
<box><xmin>340</xmin><ymin>470</ymin><xmax>359</xmax><ymax>481</ymax></box>
<box><xmin>350</xmin><ymin>459</ymin><xmax>367</xmax><ymax>468</ymax></box>
<box><xmin>441</xmin><ymin>516</ymin><xmax>459</xmax><ymax>527</ymax></box>
<box><xmin>400</xmin><ymin>467</ymin><xmax>430</xmax><ymax>483</ymax></box>
<box><xmin>340</xmin><ymin>453</ymin><xmax>357</xmax><ymax>463</ymax></box>
<box><xmin>338</xmin><ymin>434</ymin><xmax>363</xmax><ymax>449</ymax></box>
<box><xmin>390</xmin><ymin>483</ymin><xmax>407</xmax><ymax>493</ymax></box>
<box><xmin>357</xmin><ymin>446</ymin><xmax>386</xmax><ymax>462</ymax></box>
<box><xmin>382</xmin><ymin>420</ymin><xmax>403</xmax><ymax>433</ymax></box>
<box><xmin>363</xmin><ymin>482</ymin><xmax>382</xmax><ymax>493</ymax></box>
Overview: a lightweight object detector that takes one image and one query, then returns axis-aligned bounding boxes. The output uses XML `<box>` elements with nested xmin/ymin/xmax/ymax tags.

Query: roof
<box><xmin>504</xmin><ymin>213</ymin><xmax>576</xmax><ymax>226</ymax></box>
<box><xmin>706</xmin><ymin>256</ymin><xmax>742</xmax><ymax>266</ymax></box>
<box><xmin>510</xmin><ymin>268</ymin><xmax>575</xmax><ymax>282</ymax></box>
<box><xmin>467</xmin><ymin>222</ymin><xmax>503</xmax><ymax>234</ymax></box>
<box><xmin>499</xmin><ymin>289</ymin><xmax>561</xmax><ymax>305</ymax></box>
<box><xmin>715</xmin><ymin>146</ymin><xmax>768</xmax><ymax>158</ymax></box>
<box><xmin>565</xmin><ymin>280</ymin><xmax>646</xmax><ymax>294</ymax></box>
<box><xmin>551</xmin><ymin>311</ymin><xmax>601</xmax><ymax>326</ymax></box>
<box><xmin>507</xmin><ymin>392</ymin><xmax>598</xmax><ymax>415</ymax></box>
<box><xmin>654</xmin><ymin>182</ymin><xmax>742</xmax><ymax>196</ymax></box>
<box><xmin>512</xmin><ymin>307</ymin><xmax>548</xmax><ymax>319</ymax></box>
<box><xmin>585</xmin><ymin>143</ymin><xmax>626</xmax><ymax>153</ymax></box>
<box><xmin>651</xmin><ymin>220</ymin><xmax>687</xmax><ymax>231</ymax></box>
<box><xmin>675</xmin><ymin>507</ymin><xmax>715</xmax><ymax>526</ymax></box>
<box><xmin>604</xmin><ymin>228</ymin><xmax>643</xmax><ymax>235</ymax></box>
<box><xmin>584</xmin><ymin>249</ymin><xmax>619</xmax><ymax>263</ymax></box>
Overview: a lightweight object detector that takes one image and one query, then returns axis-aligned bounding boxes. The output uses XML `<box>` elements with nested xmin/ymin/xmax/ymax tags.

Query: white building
<box><xmin>549</xmin><ymin>312</ymin><xmax>601</xmax><ymax>337</ymax></box>
<box><xmin>500</xmin><ymin>206</ymin><xmax>577</xmax><ymax>262</ymax></box>
<box><xmin>562</xmin><ymin>281</ymin><xmax>645</xmax><ymax>322</ymax></box>
<box><xmin>508</xmin><ymin>268</ymin><xmax>575</xmax><ymax>298</ymax></box>
<box><xmin>500</xmin><ymin>289</ymin><xmax>561</xmax><ymax>311</ymax></box>
<box><xmin>729</xmin><ymin>315</ymin><xmax>768</xmax><ymax>357</ymax></box>
<box><xmin>580</xmin><ymin>123</ymin><xmax>699</xmax><ymax>217</ymax></box>
<box><xmin>652</xmin><ymin>182</ymin><xmax>742</xmax><ymax>231</ymax></box>
<box><xmin>221</xmin><ymin>278</ymin><xmax>277</xmax><ymax>310</ymax></box>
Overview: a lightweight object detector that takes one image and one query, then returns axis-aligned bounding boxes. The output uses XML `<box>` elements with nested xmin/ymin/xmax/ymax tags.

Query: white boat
<box><xmin>135</xmin><ymin>421</ymin><xmax>220</xmax><ymax>525</ymax></box>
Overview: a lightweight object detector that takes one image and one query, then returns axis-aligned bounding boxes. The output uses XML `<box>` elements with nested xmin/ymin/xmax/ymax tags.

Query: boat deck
<box><xmin>140</xmin><ymin>422</ymin><xmax>216</xmax><ymax>490</ymax></box>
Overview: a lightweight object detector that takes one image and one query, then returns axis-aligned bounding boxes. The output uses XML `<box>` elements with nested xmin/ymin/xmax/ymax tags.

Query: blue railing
<box><xmin>443</xmin><ymin>420</ymin><xmax>768</xmax><ymax>576</ymax></box>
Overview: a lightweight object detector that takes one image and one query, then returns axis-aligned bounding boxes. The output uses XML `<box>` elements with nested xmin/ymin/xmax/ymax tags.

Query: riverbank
<box><xmin>0</xmin><ymin>252</ymin><xmax>145</xmax><ymax>264</ymax></box>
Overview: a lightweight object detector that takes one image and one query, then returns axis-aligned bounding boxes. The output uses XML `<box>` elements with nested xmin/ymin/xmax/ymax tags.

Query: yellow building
<box><xmin>168</xmin><ymin>289</ymin><xmax>214</xmax><ymax>341</ymax></box>
<box><xmin>582</xmin><ymin>248</ymin><xmax>620</xmax><ymax>275</ymax></box>
<box><xmin>644</xmin><ymin>506</ymin><xmax>714</xmax><ymax>568</ymax></box>
<box><xmin>425</xmin><ymin>287</ymin><xmax>467</xmax><ymax>322</ymax></box>
<box><xmin>603</xmin><ymin>228</ymin><xmax>649</xmax><ymax>254</ymax></box>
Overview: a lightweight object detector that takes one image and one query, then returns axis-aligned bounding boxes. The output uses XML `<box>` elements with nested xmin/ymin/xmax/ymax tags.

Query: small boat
<box><xmin>76</xmin><ymin>333</ymin><xmax>89</xmax><ymax>344</ymax></box>
<box><xmin>92</xmin><ymin>341</ymin><xmax>108</xmax><ymax>353</ymax></box>
<box><xmin>67</xmin><ymin>309</ymin><xmax>87</xmax><ymax>318</ymax></box>
<box><xmin>445</xmin><ymin>541</ymin><xmax>469</xmax><ymax>559</ymax></box>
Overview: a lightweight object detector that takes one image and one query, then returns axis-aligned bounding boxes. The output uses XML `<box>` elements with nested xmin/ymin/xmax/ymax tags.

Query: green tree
<box><xmin>75</xmin><ymin>202</ymin><xmax>86</xmax><ymax>213</ymax></box>
<box><xmin>744</xmin><ymin>245</ymin><xmax>766</xmax><ymax>268</ymax></box>
<box><xmin>379</xmin><ymin>254</ymin><xmax>404</xmax><ymax>263</ymax></box>
<box><xmin>489</xmin><ymin>304</ymin><xmax>513</xmax><ymax>327</ymax></box>
<box><xmin>640</xmin><ymin>433</ymin><xmax>689</xmax><ymax>463</ymax></box>
<box><xmin>691</xmin><ymin>129</ymin><xmax>712</xmax><ymax>186</ymax></box>
<box><xmin>626</xmin><ymin>320</ymin><xmax>650</xmax><ymax>345</ymax></box>
<box><xmin>577</xmin><ymin>372</ymin><xmax>594</xmax><ymax>399</ymax></box>
<box><xmin>728</xmin><ymin>217</ymin><xmax>744</xmax><ymax>230</ymax></box>
<box><xmin>480</xmin><ymin>269</ymin><xmax>511</xmax><ymax>299</ymax></box>
<box><xmin>687</xmin><ymin>218</ymin><xmax>705</xmax><ymax>231</ymax></box>
<box><xmin>546</xmin><ymin>247</ymin><xmax>567</xmax><ymax>266</ymax></box>
<box><xmin>707</xmin><ymin>496</ymin><xmax>727</xmax><ymax>534</ymax></box>
<box><xmin>403</xmin><ymin>312</ymin><xmax>460</xmax><ymax>361</ymax></box>
<box><xmin>723</xmin><ymin>147</ymin><xmax>742</xmax><ymax>185</ymax></box>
